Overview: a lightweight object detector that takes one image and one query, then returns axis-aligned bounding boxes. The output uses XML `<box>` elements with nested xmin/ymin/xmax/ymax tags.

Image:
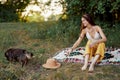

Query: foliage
<box><xmin>0</xmin><ymin>0</ymin><xmax>120</xmax><ymax>25</ymax></box>
<box><xmin>0</xmin><ymin>0</ymin><xmax>63</xmax><ymax>22</ymax></box>
<box><xmin>27</xmin><ymin>20</ymin><xmax>82</xmax><ymax>46</ymax></box>
<box><xmin>62</xmin><ymin>0</ymin><xmax>120</xmax><ymax>26</ymax></box>
<box><xmin>25</xmin><ymin>20</ymin><xmax>120</xmax><ymax>47</ymax></box>
<box><xmin>0</xmin><ymin>0</ymin><xmax>30</xmax><ymax>22</ymax></box>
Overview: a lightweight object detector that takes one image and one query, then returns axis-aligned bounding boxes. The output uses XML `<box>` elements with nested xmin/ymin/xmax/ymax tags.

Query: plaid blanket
<box><xmin>53</xmin><ymin>47</ymin><xmax>120</xmax><ymax>65</ymax></box>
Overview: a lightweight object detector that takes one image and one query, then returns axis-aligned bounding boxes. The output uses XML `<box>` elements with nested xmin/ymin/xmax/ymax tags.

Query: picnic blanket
<box><xmin>53</xmin><ymin>47</ymin><xmax>120</xmax><ymax>65</ymax></box>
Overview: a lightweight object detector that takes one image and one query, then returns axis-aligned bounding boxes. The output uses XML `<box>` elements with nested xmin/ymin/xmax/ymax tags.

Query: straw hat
<box><xmin>42</xmin><ymin>58</ymin><xmax>61</xmax><ymax>69</ymax></box>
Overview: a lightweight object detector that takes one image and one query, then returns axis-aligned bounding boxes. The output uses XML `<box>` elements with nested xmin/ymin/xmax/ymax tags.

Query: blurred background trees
<box><xmin>0</xmin><ymin>0</ymin><xmax>30</xmax><ymax>22</ymax></box>
<box><xmin>0</xmin><ymin>0</ymin><xmax>120</xmax><ymax>25</ymax></box>
<box><xmin>62</xmin><ymin>0</ymin><xmax>120</xmax><ymax>26</ymax></box>
<box><xmin>0</xmin><ymin>0</ymin><xmax>63</xmax><ymax>22</ymax></box>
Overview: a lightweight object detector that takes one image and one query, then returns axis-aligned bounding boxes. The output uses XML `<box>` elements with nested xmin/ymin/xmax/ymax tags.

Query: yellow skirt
<box><xmin>84</xmin><ymin>40</ymin><xmax>105</xmax><ymax>62</ymax></box>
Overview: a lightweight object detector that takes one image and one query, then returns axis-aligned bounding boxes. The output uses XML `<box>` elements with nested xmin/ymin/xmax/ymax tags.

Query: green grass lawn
<box><xmin>0</xmin><ymin>22</ymin><xmax>120</xmax><ymax>80</ymax></box>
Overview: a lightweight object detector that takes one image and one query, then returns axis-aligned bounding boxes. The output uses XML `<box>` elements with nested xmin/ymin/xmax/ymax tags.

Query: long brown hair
<box><xmin>80</xmin><ymin>14</ymin><xmax>96</xmax><ymax>32</ymax></box>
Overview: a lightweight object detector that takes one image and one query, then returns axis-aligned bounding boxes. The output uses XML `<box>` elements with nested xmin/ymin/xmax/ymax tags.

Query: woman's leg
<box><xmin>81</xmin><ymin>54</ymin><xmax>89</xmax><ymax>71</ymax></box>
<box><xmin>88</xmin><ymin>54</ymin><xmax>100</xmax><ymax>72</ymax></box>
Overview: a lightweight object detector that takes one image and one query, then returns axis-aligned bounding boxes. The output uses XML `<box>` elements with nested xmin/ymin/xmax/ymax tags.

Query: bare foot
<box><xmin>81</xmin><ymin>65</ymin><xmax>87</xmax><ymax>71</ymax></box>
<box><xmin>88</xmin><ymin>66</ymin><xmax>94</xmax><ymax>72</ymax></box>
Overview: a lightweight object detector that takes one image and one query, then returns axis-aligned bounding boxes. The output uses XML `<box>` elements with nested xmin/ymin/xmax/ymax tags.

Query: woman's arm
<box><xmin>65</xmin><ymin>30</ymin><xmax>85</xmax><ymax>55</ymax></box>
<box><xmin>71</xmin><ymin>29</ymin><xmax>85</xmax><ymax>50</ymax></box>
<box><xmin>96</xmin><ymin>26</ymin><xmax>107</xmax><ymax>43</ymax></box>
<box><xmin>89</xmin><ymin>26</ymin><xmax>107</xmax><ymax>48</ymax></box>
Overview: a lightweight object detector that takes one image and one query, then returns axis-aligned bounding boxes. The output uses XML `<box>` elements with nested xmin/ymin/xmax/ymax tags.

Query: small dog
<box><xmin>5</xmin><ymin>48</ymin><xmax>33</xmax><ymax>67</ymax></box>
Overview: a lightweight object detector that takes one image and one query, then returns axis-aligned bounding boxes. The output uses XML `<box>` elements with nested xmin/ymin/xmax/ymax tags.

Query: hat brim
<box><xmin>42</xmin><ymin>63</ymin><xmax>61</xmax><ymax>69</ymax></box>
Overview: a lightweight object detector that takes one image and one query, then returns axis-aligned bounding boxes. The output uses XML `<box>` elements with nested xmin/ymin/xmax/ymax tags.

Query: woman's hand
<box><xmin>89</xmin><ymin>40</ymin><xmax>97</xmax><ymax>48</ymax></box>
<box><xmin>65</xmin><ymin>48</ymin><xmax>73</xmax><ymax>56</ymax></box>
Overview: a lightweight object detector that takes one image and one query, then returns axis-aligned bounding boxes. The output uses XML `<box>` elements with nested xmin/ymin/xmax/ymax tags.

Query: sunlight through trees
<box><xmin>22</xmin><ymin>0</ymin><xmax>64</xmax><ymax>22</ymax></box>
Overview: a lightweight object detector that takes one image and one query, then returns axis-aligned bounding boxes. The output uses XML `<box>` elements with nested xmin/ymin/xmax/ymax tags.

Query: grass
<box><xmin>0</xmin><ymin>22</ymin><xmax>120</xmax><ymax>80</ymax></box>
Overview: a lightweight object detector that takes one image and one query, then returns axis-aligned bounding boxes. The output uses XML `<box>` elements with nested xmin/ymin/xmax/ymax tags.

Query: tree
<box><xmin>0</xmin><ymin>0</ymin><xmax>30</xmax><ymax>22</ymax></box>
<box><xmin>61</xmin><ymin>0</ymin><xmax>120</xmax><ymax>26</ymax></box>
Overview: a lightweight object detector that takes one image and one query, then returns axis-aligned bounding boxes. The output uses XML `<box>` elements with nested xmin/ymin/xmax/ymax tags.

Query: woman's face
<box><xmin>81</xmin><ymin>17</ymin><xmax>89</xmax><ymax>27</ymax></box>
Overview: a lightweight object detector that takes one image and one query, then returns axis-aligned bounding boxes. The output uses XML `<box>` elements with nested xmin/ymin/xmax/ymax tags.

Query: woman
<box><xmin>67</xmin><ymin>14</ymin><xmax>107</xmax><ymax>72</ymax></box>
